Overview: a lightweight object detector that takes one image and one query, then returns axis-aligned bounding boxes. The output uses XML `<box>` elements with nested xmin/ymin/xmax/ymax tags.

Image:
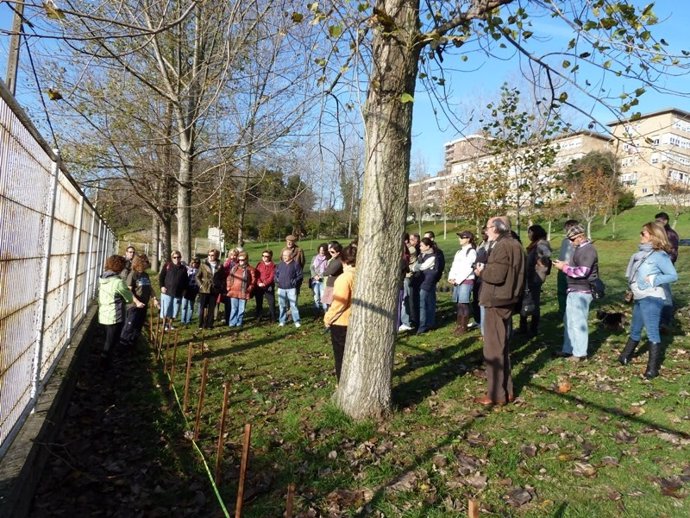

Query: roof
<box><xmin>606</xmin><ymin>107</ymin><xmax>690</xmax><ymax>126</ymax></box>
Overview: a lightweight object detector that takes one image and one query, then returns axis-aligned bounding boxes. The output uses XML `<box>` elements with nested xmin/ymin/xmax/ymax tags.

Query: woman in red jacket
<box><xmin>226</xmin><ymin>251</ymin><xmax>256</xmax><ymax>327</ymax></box>
<box><xmin>254</xmin><ymin>249</ymin><xmax>276</xmax><ymax>322</ymax></box>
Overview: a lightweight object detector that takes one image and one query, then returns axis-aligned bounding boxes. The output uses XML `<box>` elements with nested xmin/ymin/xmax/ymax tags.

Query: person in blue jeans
<box><xmin>275</xmin><ymin>248</ymin><xmax>302</xmax><ymax>328</ymax></box>
<box><xmin>553</xmin><ymin>224</ymin><xmax>598</xmax><ymax>362</ymax></box>
<box><xmin>412</xmin><ymin>237</ymin><xmax>438</xmax><ymax>335</ymax></box>
<box><xmin>618</xmin><ymin>222</ymin><xmax>677</xmax><ymax>379</ymax></box>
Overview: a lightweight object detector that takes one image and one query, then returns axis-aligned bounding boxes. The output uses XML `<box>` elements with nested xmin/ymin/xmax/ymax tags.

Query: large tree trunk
<box><xmin>334</xmin><ymin>0</ymin><xmax>421</xmax><ymax>419</ymax></box>
<box><xmin>177</xmin><ymin>145</ymin><xmax>193</xmax><ymax>260</ymax></box>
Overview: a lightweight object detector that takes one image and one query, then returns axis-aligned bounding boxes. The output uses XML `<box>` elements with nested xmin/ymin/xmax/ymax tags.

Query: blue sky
<box><xmin>2</xmin><ymin>1</ymin><xmax>690</xmax><ymax>176</ymax></box>
<box><xmin>409</xmin><ymin>0</ymin><xmax>690</xmax><ymax>173</ymax></box>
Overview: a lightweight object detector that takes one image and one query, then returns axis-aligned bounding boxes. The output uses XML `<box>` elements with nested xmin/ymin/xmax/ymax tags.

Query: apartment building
<box><xmin>410</xmin><ymin>108</ymin><xmax>690</xmax><ymax>211</ymax></box>
<box><xmin>409</xmin><ymin>131</ymin><xmax>611</xmax><ymax>212</ymax></box>
<box><xmin>610</xmin><ymin>108</ymin><xmax>690</xmax><ymax>197</ymax></box>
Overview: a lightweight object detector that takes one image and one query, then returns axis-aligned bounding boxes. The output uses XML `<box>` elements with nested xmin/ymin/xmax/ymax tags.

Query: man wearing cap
<box><xmin>473</xmin><ymin>217</ymin><xmax>525</xmax><ymax>405</ymax></box>
<box><xmin>553</xmin><ymin>224</ymin><xmax>599</xmax><ymax>361</ymax></box>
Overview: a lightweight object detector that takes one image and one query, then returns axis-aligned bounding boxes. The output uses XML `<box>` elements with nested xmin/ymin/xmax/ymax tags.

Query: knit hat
<box><xmin>566</xmin><ymin>224</ymin><xmax>585</xmax><ymax>239</ymax></box>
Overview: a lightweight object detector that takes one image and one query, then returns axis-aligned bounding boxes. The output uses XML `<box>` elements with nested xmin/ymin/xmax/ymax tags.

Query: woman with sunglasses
<box><xmin>321</xmin><ymin>241</ymin><xmax>343</xmax><ymax>308</ymax></box>
<box><xmin>254</xmin><ymin>250</ymin><xmax>276</xmax><ymax>322</ymax></box>
<box><xmin>158</xmin><ymin>250</ymin><xmax>188</xmax><ymax>328</ymax></box>
<box><xmin>226</xmin><ymin>251</ymin><xmax>256</xmax><ymax>327</ymax></box>
<box><xmin>618</xmin><ymin>222</ymin><xmax>677</xmax><ymax>378</ymax></box>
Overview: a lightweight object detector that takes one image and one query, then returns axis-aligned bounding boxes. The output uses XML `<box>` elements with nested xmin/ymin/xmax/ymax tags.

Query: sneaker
<box><xmin>279</xmin><ymin>322</ymin><xmax>285</xmax><ymax>327</ymax></box>
<box><xmin>467</xmin><ymin>322</ymin><xmax>479</xmax><ymax>330</ymax></box>
<box><xmin>398</xmin><ymin>324</ymin><xmax>413</xmax><ymax>332</ymax></box>
<box><xmin>295</xmin><ymin>322</ymin><xmax>301</xmax><ymax>328</ymax></box>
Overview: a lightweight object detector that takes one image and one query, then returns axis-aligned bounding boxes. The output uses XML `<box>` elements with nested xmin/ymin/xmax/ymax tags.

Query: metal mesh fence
<box><xmin>0</xmin><ymin>81</ymin><xmax>113</xmax><ymax>455</ymax></box>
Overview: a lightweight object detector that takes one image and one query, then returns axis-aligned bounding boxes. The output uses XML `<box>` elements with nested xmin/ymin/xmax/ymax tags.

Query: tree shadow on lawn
<box><xmin>392</xmin><ymin>333</ymin><xmax>484</xmax><ymax>408</ymax></box>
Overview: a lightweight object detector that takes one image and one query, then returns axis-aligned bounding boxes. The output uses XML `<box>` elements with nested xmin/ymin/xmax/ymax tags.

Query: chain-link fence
<box><xmin>0</xmin><ymin>80</ymin><xmax>114</xmax><ymax>456</ymax></box>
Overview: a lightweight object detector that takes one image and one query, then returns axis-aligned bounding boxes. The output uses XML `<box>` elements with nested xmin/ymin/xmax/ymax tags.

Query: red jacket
<box><xmin>254</xmin><ymin>260</ymin><xmax>276</xmax><ymax>289</ymax></box>
<box><xmin>226</xmin><ymin>265</ymin><xmax>256</xmax><ymax>299</ymax></box>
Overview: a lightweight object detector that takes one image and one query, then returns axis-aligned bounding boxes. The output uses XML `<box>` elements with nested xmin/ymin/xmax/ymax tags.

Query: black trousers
<box><xmin>197</xmin><ymin>293</ymin><xmax>217</xmax><ymax>329</ymax></box>
<box><xmin>120</xmin><ymin>307</ymin><xmax>146</xmax><ymax>347</ymax></box>
<box><xmin>255</xmin><ymin>288</ymin><xmax>276</xmax><ymax>321</ymax></box>
<box><xmin>103</xmin><ymin>322</ymin><xmax>124</xmax><ymax>354</ymax></box>
<box><xmin>330</xmin><ymin>325</ymin><xmax>348</xmax><ymax>382</ymax></box>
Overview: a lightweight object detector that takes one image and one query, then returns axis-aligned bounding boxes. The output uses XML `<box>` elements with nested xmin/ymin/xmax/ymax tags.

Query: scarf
<box><xmin>312</xmin><ymin>254</ymin><xmax>328</xmax><ymax>276</ymax></box>
<box><xmin>231</xmin><ymin>264</ymin><xmax>250</xmax><ymax>294</ymax></box>
<box><xmin>625</xmin><ymin>243</ymin><xmax>654</xmax><ymax>282</ymax></box>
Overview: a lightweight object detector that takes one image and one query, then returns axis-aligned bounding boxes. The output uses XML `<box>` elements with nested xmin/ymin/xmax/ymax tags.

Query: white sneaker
<box><xmin>279</xmin><ymin>322</ymin><xmax>285</xmax><ymax>327</ymax></box>
<box><xmin>295</xmin><ymin>322</ymin><xmax>301</xmax><ymax>328</ymax></box>
<box><xmin>467</xmin><ymin>322</ymin><xmax>478</xmax><ymax>330</ymax></box>
<box><xmin>398</xmin><ymin>324</ymin><xmax>413</xmax><ymax>332</ymax></box>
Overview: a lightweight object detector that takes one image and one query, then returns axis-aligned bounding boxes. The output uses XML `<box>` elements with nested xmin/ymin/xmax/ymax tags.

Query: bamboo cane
<box><xmin>193</xmin><ymin>358</ymin><xmax>209</xmax><ymax>440</ymax></box>
<box><xmin>169</xmin><ymin>329</ymin><xmax>180</xmax><ymax>389</ymax></box>
<box><xmin>214</xmin><ymin>382</ymin><xmax>231</xmax><ymax>485</ymax></box>
<box><xmin>235</xmin><ymin>423</ymin><xmax>252</xmax><ymax>518</ymax></box>
<box><xmin>183</xmin><ymin>342</ymin><xmax>194</xmax><ymax>413</ymax></box>
<box><xmin>285</xmin><ymin>483</ymin><xmax>296</xmax><ymax>518</ymax></box>
<box><xmin>468</xmin><ymin>499</ymin><xmax>479</xmax><ymax>518</ymax></box>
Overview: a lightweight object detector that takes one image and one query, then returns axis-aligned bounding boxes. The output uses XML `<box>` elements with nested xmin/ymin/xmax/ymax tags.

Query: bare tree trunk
<box><xmin>151</xmin><ymin>215</ymin><xmax>160</xmax><ymax>272</ymax></box>
<box><xmin>177</xmin><ymin>146</ymin><xmax>193</xmax><ymax>260</ymax></box>
<box><xmin>334</xmin><ymin>2</ymin><xmax>421</xmax><ymax>419</ymax></box>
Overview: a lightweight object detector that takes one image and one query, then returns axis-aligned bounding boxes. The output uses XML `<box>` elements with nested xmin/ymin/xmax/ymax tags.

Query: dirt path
<box><xmin>29</xmin><ymin>329</ymin><xmax>222</xmax><ymax>517</ymax></box>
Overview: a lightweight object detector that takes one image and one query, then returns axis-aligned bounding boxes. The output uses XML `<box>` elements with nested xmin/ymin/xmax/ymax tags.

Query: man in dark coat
<box><xmin>474</xmin><ymin>216</ymin><xmax>525</xmax><ymax>406</ymax></box>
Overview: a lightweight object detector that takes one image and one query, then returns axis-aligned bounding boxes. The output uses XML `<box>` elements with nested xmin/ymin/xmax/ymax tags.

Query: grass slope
<box><xmin>151</xmin><ymin>207</ymin><xmax>689</xmax><ymax>517</ymax></box>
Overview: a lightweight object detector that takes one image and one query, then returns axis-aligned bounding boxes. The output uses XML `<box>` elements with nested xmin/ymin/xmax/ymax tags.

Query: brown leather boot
<box><xmin>454</xmin><ymin>304</ymin><xmax>464</xmax><ymax>335</ymax></box>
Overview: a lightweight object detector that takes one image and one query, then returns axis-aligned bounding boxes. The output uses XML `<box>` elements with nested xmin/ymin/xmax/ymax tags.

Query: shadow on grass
<box><xmin>29</xmin><ymin>327</ymin><xmax>217</xmax><ymax>516</ymax></box>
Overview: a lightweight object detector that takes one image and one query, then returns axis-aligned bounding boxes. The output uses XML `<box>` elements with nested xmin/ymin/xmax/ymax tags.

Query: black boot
<box><xmin>644</xmin><ymin>342</ymin><xmax>662</xmax><ymax>379</ymax></box>
<box><xmin>618</xmin><ymin>338</ymin><xmax>639</xmax><ymax>365</ymax></box>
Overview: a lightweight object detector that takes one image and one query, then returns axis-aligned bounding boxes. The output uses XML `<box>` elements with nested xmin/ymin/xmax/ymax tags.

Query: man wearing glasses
<box><xmin>473</xmin><ymin>217</ymin><xmax>525</xmax><ymax>406</ymax></box>
<box><xmin>120</xmin><ymin>245</ymin><xmax>136</xmax><ymax>280</ymax></box>
<box><xmin>196</xmin><ymin>249</ymin><xmax>226</xmax><ymax>329</ymax></box>
<box><xmin>159</xmin><ymin>251</ymin><xmax>188</xmax><ymax>328</ymax></box>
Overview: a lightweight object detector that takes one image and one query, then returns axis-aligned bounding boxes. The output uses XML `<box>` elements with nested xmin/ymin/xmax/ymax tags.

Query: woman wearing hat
<box><xmin>448</xmin><ymin>230</ymin><xmax>477</xmax><ymax>335</ymax></box>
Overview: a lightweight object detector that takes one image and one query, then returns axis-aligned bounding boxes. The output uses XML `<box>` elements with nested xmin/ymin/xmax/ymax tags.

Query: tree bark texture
<box><xmin>334</xmin><ymin>0</ymin><xmax>421</xmax><ymax>419</ymax></box>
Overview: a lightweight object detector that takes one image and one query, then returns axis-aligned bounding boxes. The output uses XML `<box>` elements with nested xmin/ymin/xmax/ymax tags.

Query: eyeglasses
<box><xmin>329</xmin><ymin>250</ymin><xmax>336</xmax><ymax>254</ymax></box>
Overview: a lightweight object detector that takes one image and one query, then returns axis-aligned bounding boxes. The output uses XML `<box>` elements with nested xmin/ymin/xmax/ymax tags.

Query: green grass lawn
<box><xmin>151</xmin><ymin>206</ymin><xmax>689</xmax><ymax>517</ymax></box>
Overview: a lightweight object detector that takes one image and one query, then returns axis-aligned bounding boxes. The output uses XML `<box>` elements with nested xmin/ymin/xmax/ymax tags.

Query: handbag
<box><xmin>520</xmin><ymin>290</ymin><xmax>536</xmax><ymax>316</ymax></box>
<box><xmin>589</xmin><ymin>278</ymin><xmax>606</xmax><ymax>300</ymax></box>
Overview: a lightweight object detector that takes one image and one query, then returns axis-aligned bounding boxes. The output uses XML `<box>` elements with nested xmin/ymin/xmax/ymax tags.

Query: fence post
<box><xmin>83</xmin><ymin>207</ymin><xmax>97</xmax><ymax>316</ymax></box>
<box><xmin>66</xmin><ymin>196</ymin><xmax>85</xmax><ymax>340</ymax></box>
<box><xmin>32</xmin><ymin>150</ymin><xmax>61</xmax><ymax>399</ymax></box>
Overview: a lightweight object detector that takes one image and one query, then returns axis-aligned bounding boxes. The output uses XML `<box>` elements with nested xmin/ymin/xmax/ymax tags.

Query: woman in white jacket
<box><xmin>448</xmin><ymin>231</ymin><xmax>477</xmax><ymax>335</ymax></box>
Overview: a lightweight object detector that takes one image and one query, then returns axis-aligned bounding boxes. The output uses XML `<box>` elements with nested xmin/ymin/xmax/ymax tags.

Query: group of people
<box><xmin>447</xmin><ymin>212</ymin><xmax>678</xmax><ymax>406</ymax></box>
<box><xmin>99</xmin><ymin>213</ymin><xmax>680</xmax><ymax>394</ymax></box>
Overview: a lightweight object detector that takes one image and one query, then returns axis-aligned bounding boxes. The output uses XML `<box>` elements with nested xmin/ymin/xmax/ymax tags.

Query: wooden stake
<box><xmin>214</xmin><ymin>382</ymin><xmax>231</xmax><ymax>485</ymax></box>
<box><xmin>163</xmin><ymin>324</ymin><xmax>172</xmax><ymax>372</ymax></box>
<box><xmin>285</xmin><ymin>483</ymin><xmax>296</xmax><ymax>518</ymax></box>
<box><xmin>183</xmin><ymin>342</ymin><xmax>194</xmax><ymax>413</ymax></box>
<box><xmin>193</xmin><ymin>358</ymin><xmax>209</xmax><ymax>440</ymax></box>
<box><xmin>169</xmin><ymin>330</ymin><xmax>180</xmax><ymax>389</ymax></box>
<box><xmin>468</xmin><ymin>499</ymin><xmax>479</xmax><ymax>518</ymax></box>
<box><xmin>148</xmin><ymin>302</ymin><xmax>155</xmax><ymax>341</ymax></box>
<box><xmin>235</xmin><ymin>423</ymin><xmax>252</xmax><ymax>518</ymax></box>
